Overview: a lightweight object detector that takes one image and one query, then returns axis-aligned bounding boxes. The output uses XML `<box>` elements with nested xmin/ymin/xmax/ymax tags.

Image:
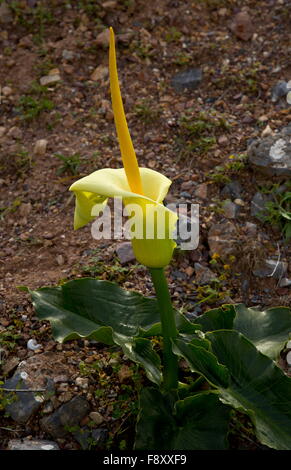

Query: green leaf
<box><xmin>113</xmin><ymin>334</ymin><xmax>162</xmax><ymax>385</ymax></box>
<box><xmin>197</xmin><ymin>304</ymin><xmax>236</xmax><ymax>332</ymax></box>
<box><xmin>198</xmin><ymin>303</ymin><xmax>291</xmax><ymax>360</ymax></box>
<box><xmin>233</xmin><ymin>304</ymin><xmax>291</xmax><ymax>359</ymax></box>
<box><xmin>29</xmin><ymin>278</ymin><xmax>162</xmax><ymax>342</ymax></box>
<box><xmin>135</xmin><ymin>387</ymin><xmax>230</xmax><ymax>450</ymax></box>
<box><xmin>172</xmin><ymin>338</ymin><xmax>229</xmax><ymax>388</ymax></box>
<box><xmin>206</xmin><ymin>331</ymin><xmax>291</xmax><ymax>450</ymax></box>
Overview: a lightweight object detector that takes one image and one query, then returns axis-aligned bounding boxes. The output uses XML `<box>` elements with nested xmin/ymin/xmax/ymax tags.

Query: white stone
<box><xmin>269</xmin><ymin>138</ymin><xmax>287</xmax><ymax>161</ymax></box>
<box><xmin>34</xmin><ymin>139</ymin><xmax>48</xmax><ymax>156</ymax></box>
<box><xmin>40</xmin><ymin>74</ymin><xmax>61</xmax><ymax>86</ymax></box>
<box><xmin>286</xmin><ymin>351</ymin><xmax>291</xmax><ymax>366</ymax></box>
<box><xmin>27</xmin><ymin>339</ymin><xmax>42</xmax><ymax>350</ymax></box>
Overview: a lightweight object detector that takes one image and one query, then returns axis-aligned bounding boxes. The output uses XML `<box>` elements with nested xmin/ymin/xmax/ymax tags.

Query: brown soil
<box><xmin>0</xmin><ymin>0</ymin><xmax>290</xmax><ymax>451</ymax></box>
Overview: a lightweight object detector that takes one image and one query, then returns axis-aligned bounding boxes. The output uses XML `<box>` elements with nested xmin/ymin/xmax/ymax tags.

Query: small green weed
<box><xmin>207</xmin><ymin>154</ymin><xmax>248</xmax><ymax>183</ymax></box>
<box><xmin>258</xmin><ymin>183</ymin><xmax>291</xmax><ymax>239</ymax></box>
<box><xmin>54</xmin><ymin>153</ymin><xmax>82</xmax><ymax>176</ymax></box>
<box><xmin>133</xmin><ymin>99</ymin><xmax>161</xmax><ymax>125</ymax></box>
<box><xmin>17</xmin><ymin>94</ymin><xmax>54</xmax><ymax>121</ymax></box>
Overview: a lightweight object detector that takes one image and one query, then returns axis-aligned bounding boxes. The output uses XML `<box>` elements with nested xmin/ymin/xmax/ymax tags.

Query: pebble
<box><xmin>116</xmin><ymin>242</ymin><xmax>136</xmax><ymax>264</ymax></box>
<box><xmin>229</xmin><ymin>11</ymin><xmax>254</xmax><ymax>41</ymax></box>
<box><xmin>90</xmin><ymin>65</ymin><xmax>108</xmax><ymax>81</ymax></box>
<box><xmin>7</xmin><ymin>126</ymin><xmax>23</xmax><ymax>140</ymax></box>
<box><xmin>261</xmin><ymin>124</ymin><xmax>274</xmax><ymax>138</ymax></box>
<box><xmin>221</xmin><ymin>180</ymin><xmax>242</xmax><ymax>199</ymax></box>
<box><xmin>3</xmin><ymin>373</ymin><xmax>53</xmax><ymax>424</ymax></box>
<box><xmin>27</xmin><ymin>339</ymin><xmax>42</xmax><ymax>351</ymax></box>
<box><xmin>208</xmin><ymin>221</ymin><xmax>238</xmax><ymax>259</ymax></box>
<box><xmin>75</xmin><ymin>377</ymin><xmax>89</xmax><ymax>390</ymax></box>
<box><xmin>194</xmin><ymin>263</ymin><xmax>218</xmax><ymax>285</ymax></box>
<box><xmin>286</xmin><ymin>351</ymin><xmax>291</xmax><ymax>366</ymax></box>
<box><xmin>8</xmin><ymin>439</ymin><xmax>59</xmax><ymax>451</ymax></box>
<box><xmin>40</xmin><ymin>396</ymin><xmax>90</xmax><ymax>438</ymax></box>
<box><xmin>279</xmin><ymin>278</ymin><xmax>291</xmax><ymax>288</ymax></box>
<box><xmin>252</xmin><ymin>259</ymin><xmax>288</xmax><ymax>279</ymax></box>
<box><xmin>250</xmin><ymin>192</ymin><xmax>271</xmax><ymax>219</ymax></box>
<box><xmin>0</xmin><ymin>126</ymin><xmax>6</xmax><ymax>138</ymax></box>
<box><xmin>34</xmin><ymin>139</ymin><xmax>48</xmax><ymax>156</ymax></box>
<box><xmin>248</xmin><ymin>124</ymin><xmax>291</xmax><ymax>177</ymax></box>
<box><xmin>72</xmin><ymin>427</ymin><xmax>108</xmax><ymax>450</ymax></box>
<box><xmin>180</xmin><ymin>191</ymin><xmax>191</xmax><ymax>199</ymax></box>
<box><xmin>271</xmin><ymin>80</ymin><xmax>291</xmax><ymax>103</ymax></box>
<box><xmin>222</xmin><ymin>200</ymin><xmax>240</xmax><ymax>219</ymax></box>
<box><xmin>62</xmin><ymin>49</ymin><xmax>75</xmax><ymax>61</ymax></box>
<box><xmin>89</xmin><ymin>411</ymin><xmax>104</xmax><ymax>425</ymax></box>
<box><xmin>2</xmin><ymin>86</ymin><xmax>12</xmax><ymax>96</ymax></box>
<box><xmin>95</xmin><ymin>29</ymin><xmax>110</xmax><ymax>47</ymax></box>
<box><xmin>171</xmin><ymin>68</ymin><xmax>202</xmax><ymax>93</ymax></box>
<box><xmin>194</xmin><ymin>183</ymin><xmax>208</xmax><ymax>200</ymax></box>
<box><xmin>40</xmin><ymin>70</ymin><xmax>61</xmax><ymax>86</ymax></box>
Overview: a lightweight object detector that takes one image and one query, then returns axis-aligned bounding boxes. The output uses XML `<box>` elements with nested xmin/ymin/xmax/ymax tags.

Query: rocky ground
<box><xmin>0</xmin><ymin>0</ymin><xmax>290</xmax><ymax>451</ymax></box>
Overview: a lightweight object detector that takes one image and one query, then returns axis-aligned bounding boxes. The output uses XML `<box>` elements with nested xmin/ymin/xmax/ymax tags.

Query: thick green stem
<box><xmin>149</xmin><ymin>267</ymin><xmax>178</xmax><ymax>391</ymax></box>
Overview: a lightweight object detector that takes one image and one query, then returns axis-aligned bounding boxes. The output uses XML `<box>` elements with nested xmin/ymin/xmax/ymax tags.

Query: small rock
<box><xmin>180</xmin><ymin>191</ymin><xmax>191</xmax><ymax>199</ymax></box>
<box><xmin>0</xmin><ymin>126</ymin><xmax>6</xmax><ymax>138</ymax></box>
<box><xmin>181</xmin><ymin>181</ymin><xmax>193</xmax><ymax>192</ymax></box>
<box><xmin>221</xmin><ymin>180</ymin><xmax>242</xmax><ymax>199</ymax></box>
<box><xmin>229</xmin><ymin>11</ymin><xmax>254</xmax><ymax>41</ymax></box>
<box><xmin>279</xmin><ymin>278</ymin><xmax>291</xmax><ymax>287</ymax></box>
<box><xmin>222</xmin><ymin>200</ymin><xmax>240</xmax><ymax>219</ymax></box>
<box><xmin>194</xmin><ymin>263</ymin><xmax>218</xmax><ymax>285</ymax></box>
<box><xmin>271</xmin><ymin>80</ymin><xmax>291</xmax><ymax>103</ymax></box>
<box><xmin>27</xmin><ymin>339</ymin><xmax>42</xmax><ymax>351</ymax></box>
<box><xmin>72</xmin><ymin>427</ymin><xmax>108</xmax><ymax>450</ymax></box>
<box><xmin>171</xmin><ymin>68</ymin><xmax>202</xmax><ymax>93</ymax></box>
<box><xmin>34</xmin><ymin>139</ymin><xmax>48</xmax><ymax>156</ymax></box>
<box><xmin>90</xmin><ymin>65</ymin><xmax>108</xmax><ymax>81</ymax></box>
<box><xmin>40</xmin><ymin>72</ymin><xmax>61</xmax><ymax>86</ymax></box>
<box><xmin>75</xmin><ymin>377</ymin><xmax>89</xmax><ymax>390</ymax></box>
<box><xmin>218</xmin><ymin>135</ymin><xmax>228</xmax><ymax>145</ymax></box>
<box><xmin>0</xmin><ymin>2</ymin><xmax>12</xmax><ymax>23</ymax></box>
<box><xmin>118</xmin><ymin>365</ymin><xmax>133</xmax><ymax>383</ymax></box>
<box><xmin>248</xmin><ymin>124</ymin><xmax>291</xmax><ymax>177</ymax></box>
<box><xmin>185</xmin><ymin>266</ymin><xmax>194</xmax><ymax>277</ymax></box>
<box><xmin>261</xmin><ymin>124</ymin><xmax>274</xmax><ymax>138</ymax></box>
<box><xmin>102</xmin><ymin>0</ymin><xmax>117</xmax><ymax>9</ymax></box>
<box><xmin>252</xmin><ymin>259</ymin><xmax>288</xmax><ymax>279</ymax></box>
<box><xmin>286</xmin><ymin>351</ymin><xmax>291</xmax><ymax>366</ymax></box>
<box><xmin>8</xmin><ymin>439</ymin><xmax>59</xmax><ymax>451</ymax></box>
<box><xmin>244</xmin><ymin>222</ymin><xmax>257</xmax><ymax>237</ymax></box>
<box><xmin>116</xmin><ymin>242</ymin><xmax>136</xmax><ymax>264</ymax></box>
<box><xmin>89</xmin><ymin>411</ymin><xmax>104</xmax><ymax>425</ymax></box>
<box><xmin>2</xmin><ymin>373</ymin><xmax>52</xmax><ymax>424</ymax></box>
<box><xmin>250</xmin><ymin>192</ymin><xmax>272</xmax><ymax>219</ymax></box>
<box><xmin>194</xmin><ymin>183</ymin><xmax>208</xmax><ymax>200</ymax></box>
<box><xmin>62</xmin><ymin>49</ymin><xmax>74</xmax><ymax>61</ymax></box>
<box><xmin>208</xmin><ymin>221</ymin><xmax>238</xmax><ymax>260</ymax></box>
<box><xmin>40</xmin><ymin>396</ymin><xmax>90</xmax><ymax>438</ymax></box>
<box><xmin>95</xmin><ymin>29</ymin><xmax>110</xmax><ymax>47</ymax></box>
<box><xmin>7</xmin><ymin>126</ymin><xmax>23</xmax><ymax>140</ymax></box>
<box><xmin>2</xmin><ymin>86</ymin><xmax>12</xmax><ymax>96</ymax></box>
<box><xmin>56</xmin><ymin>254</ymin><xmax>65</xmax><ymax>266</ymax></box>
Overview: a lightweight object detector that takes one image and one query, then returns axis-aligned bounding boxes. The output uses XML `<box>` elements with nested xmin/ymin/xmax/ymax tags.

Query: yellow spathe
<box><xmin>109</xmin><ymin>27</ymin><xmax>143</xmax><ymax>195</ymax></box>
<box><xmin>69</xmin><ymin>28</ymin><xmax>177</xmax><ymax>268</ymax></box>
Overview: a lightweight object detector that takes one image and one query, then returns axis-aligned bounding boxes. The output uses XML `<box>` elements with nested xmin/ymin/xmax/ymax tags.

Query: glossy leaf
<box><xmin>135</xmin><ymin>387</ymin><xmax>230</xmax><ymax>450</ymax></box>
<box><xmin>176</xmin><ymin>331</ymin><xmax>291</xmax><ymax>450</ymax></box>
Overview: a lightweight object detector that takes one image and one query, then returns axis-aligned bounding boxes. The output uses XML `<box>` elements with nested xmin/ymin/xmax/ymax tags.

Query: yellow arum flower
<box><xmin>69</xmin><ymin>28</ymin><xmax>177</xmax><ymax>268</ymax></box>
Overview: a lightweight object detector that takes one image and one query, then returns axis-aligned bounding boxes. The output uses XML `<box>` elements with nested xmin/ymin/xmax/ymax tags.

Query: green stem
<box><xmin>149</xmin><ymin>267</ymin><xmax>178</xmax><ymax>391</ymax></box>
